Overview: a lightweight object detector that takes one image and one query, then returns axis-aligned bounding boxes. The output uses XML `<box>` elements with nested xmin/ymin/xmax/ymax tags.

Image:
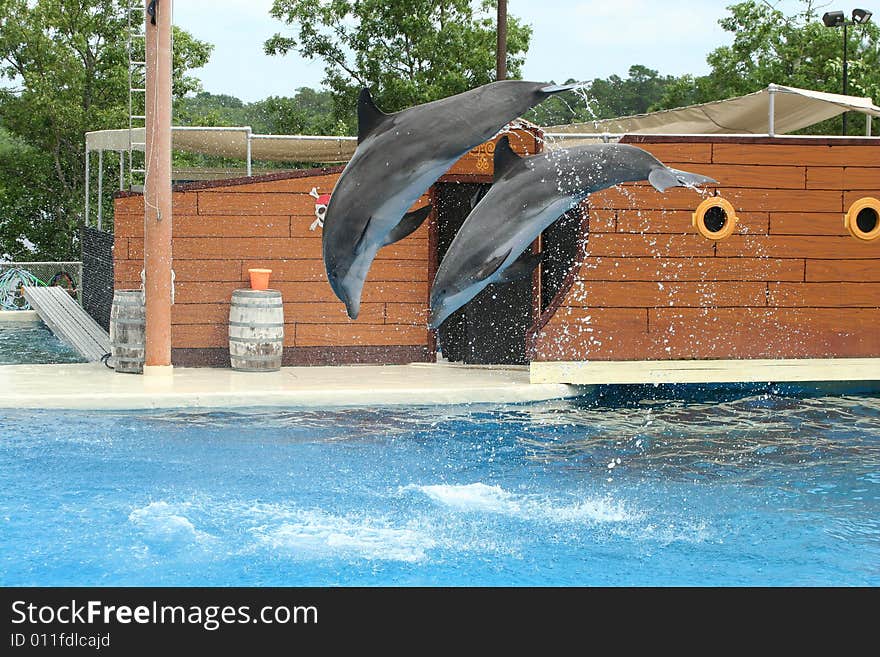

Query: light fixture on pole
<box><xmin>822</xmin><ymin>8</ymin><xmax>873</xmax><ymax>135</ymax></box>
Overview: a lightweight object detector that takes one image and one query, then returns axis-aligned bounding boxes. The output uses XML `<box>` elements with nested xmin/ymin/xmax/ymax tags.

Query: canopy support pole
<box><xmin>84</xmin><ymin>149</ymin><xmax>90</xmax><ymax>227</ymax></box>
<box><xmin>97</xmin><ymin>149</ymin><xmax>103</xmax><ymax>230</ymax></box>
<box><xmin>246</xmin><ymin>128</ymin><xmax>252</xmax><ymax>177</ymax></box>
<box><xmin>768</xmin><ymin>84</ymin><xmax>777</xmax><ymax>137</ymax></box>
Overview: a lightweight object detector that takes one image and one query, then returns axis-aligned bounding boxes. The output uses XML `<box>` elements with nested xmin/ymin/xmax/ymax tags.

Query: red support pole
<box><xmin>144</xmin><ymin>0</ymin><xmax>173</xmax><ymax>370</ymax></box>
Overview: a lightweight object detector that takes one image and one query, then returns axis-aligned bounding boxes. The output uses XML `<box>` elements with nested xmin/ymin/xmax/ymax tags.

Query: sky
<box><xmin>173</xmin><ymin>1</ymin><xmax>808</xmax><ymax>103</ymax></box>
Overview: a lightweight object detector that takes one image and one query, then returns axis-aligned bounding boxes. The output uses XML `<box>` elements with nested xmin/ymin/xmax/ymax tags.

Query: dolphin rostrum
<box><xmin>428</xmin><ymin>137</ymin><xmax>716</xmax><ymax>328</ymax></box>
<box><xmin>322</xmin><ymin>81</ymin><xmax>576</xmax><ymax>319</ymax></box>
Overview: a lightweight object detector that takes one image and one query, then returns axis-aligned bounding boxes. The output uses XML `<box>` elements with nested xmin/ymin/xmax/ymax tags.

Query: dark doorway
<box><xmin>434</xmin><ymin>182</ymin><xmax>533</xmax><ymax>365</ymax></box>
<box><xmin>540</xmin><ymin>206</ymin><xmax>584</xmax><ymax>313</ymax></box>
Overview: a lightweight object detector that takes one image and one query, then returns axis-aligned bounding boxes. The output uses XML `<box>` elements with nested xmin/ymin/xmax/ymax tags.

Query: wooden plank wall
<box><xmin>530</xmin><ymin>137</ymin><xmax>880</xmax><ymax>362</ymax></box>
<box><xmin>114</xmin><ymin>169</ymin><xmax>432</xmax><ymax>366</ymax></box>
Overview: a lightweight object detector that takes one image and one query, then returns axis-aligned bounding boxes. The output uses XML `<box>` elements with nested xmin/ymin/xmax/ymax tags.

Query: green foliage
<box><xmin>531</xmin><ymin>2</ymin><xmax>879</xmax><ymax>135</ymax></box>
<box><xmin>653</xmin><ymin>1</ymin><xmax>880</xmax><ymax>134</ymax></box>
<box><xmin>171</xmin><ymin>88</ymin><xmax>346</xmax><ymax>172</ymax></box>
<box><xmin>0</xmin><ymin>0</ymin><xmax>211</xmax><ymax>260</ymax></box>
<box><xmin>265</xmin><ymin>0</ymin><xmax>532</xmax><ymax>127</ymax></box>
<box><xmin>525</xmin><ymin>67</ymin><xmax>685</xmax><ymax>126</ymax></box>
<box><xmin>174</xmin><ymin>88</ymin><xmax>344</xmax><ymax>135</ymax></box>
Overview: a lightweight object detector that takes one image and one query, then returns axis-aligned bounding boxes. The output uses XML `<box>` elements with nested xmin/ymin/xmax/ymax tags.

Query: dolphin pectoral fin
<box><xmin>497</xmin><ymin>251</ymin><xmax>543</xmax><ymax>284</ymax></box>
<box><xmin>470</xmin><ymin>186</ymin><xmax>489</xmax><ymax>208</ymax></box>
<box><xmin>353</xmin><ymin>216</ymin><xmax>373</xmax><ymax>257</ymax></box>
<box><xmin>539</xmin><ymin>83</ymin><xmax>579</xmax><ymax>95</ymax></box>
<box><xmin>474</xmin><ymin>249</ymin><xmax>513</xmax><ymax>283</ymax></box>
<box><xmin>382</xmin><ymin>205</ymin><xmax>433</xmax><ymax>246</ymax></box>
<box><xmin>494</xmin><ymin>135</ymin><xmax>523</xmax><ymax>182</ymax></box>
<box><xmin>358</xmin><ymin>87</ymin><xmax>390</xmax><ymax>143</ymax></box>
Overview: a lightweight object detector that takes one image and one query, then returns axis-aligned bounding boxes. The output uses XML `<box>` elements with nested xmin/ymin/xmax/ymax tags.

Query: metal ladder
<box><xmin>127</xmin><ymin>0</ymin><xmax>147</xmax><ymax>192</ymax></box>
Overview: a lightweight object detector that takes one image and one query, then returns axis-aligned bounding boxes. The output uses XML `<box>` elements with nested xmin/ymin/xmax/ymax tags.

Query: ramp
<box><xmin>22</xmin><ymin>286</ymin><xmax>110</xmax><ymax>361</ymax></box>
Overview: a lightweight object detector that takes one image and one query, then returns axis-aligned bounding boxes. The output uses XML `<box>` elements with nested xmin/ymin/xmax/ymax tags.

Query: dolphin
<box><xmin>322</xmin><ymin>80</ymin><xmax>576</xmax><ymax>319</ymax></box>
<box><xmin>428</xmin><ymin>137</ymin><xmax>716</xmax><ymax>328</ymax></box>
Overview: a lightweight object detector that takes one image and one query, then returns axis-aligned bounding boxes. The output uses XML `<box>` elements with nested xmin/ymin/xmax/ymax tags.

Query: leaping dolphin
<box><xmin>322</xmin><ymin>81</ymin><xmax>576</xmax><ymax>319</ymax></box>
<box><xmin>428</xmin><ymin>137</ymin><xmax>716</xmax><ymax>328</ymax></box>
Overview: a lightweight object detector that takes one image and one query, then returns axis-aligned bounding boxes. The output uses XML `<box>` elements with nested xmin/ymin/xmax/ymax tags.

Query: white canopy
<box><xmin>85</xmin><ymin>126</ymin><xmax>357</xmax><ymax>163</ymax></box>
<box><xmin>544</xmin><ymin>84</ymin><xmax>880</xmax><ymax>144</ymax></box>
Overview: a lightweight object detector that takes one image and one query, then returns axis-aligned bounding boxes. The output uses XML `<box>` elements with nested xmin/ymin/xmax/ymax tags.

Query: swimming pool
<box><xmin>1</xmin><ymin>388</ymin><xmax>878</xmax><ymax>586</ymax></box>
<box><xmin>0</xmin><ymin>320</ymin><xmax>84</xmax><ymax>365</ymax></box>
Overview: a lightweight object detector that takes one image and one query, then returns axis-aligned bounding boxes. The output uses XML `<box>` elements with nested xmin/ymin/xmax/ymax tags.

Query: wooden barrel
<box><xmin>229</xmin><ymin>289</ymin><xmax>284</xmax><ymax>371</ymax></box>
<box><xmin>110</xmin><ymin>290</ymin><xmax>145</xmax><ymax>374</ymax></box>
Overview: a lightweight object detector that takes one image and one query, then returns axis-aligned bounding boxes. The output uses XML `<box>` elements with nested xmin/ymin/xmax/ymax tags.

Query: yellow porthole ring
<box><xmin>844</xmin><ymin>197</ymin><xmax>880</xmax><ymax>242</ymax></box>
<box><xmin>692</xmin><ymin>197</ymin><xmax>738</xmax><ymax>241</ymax></box>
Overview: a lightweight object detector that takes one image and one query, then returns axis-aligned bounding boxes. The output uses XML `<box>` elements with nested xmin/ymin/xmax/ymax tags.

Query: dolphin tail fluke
<box><xmin>497</xmin><ymin>250</ymin><xmax>543</xmax><ymax>284</ymax></box>
<box><xmin>539</xmin><ymin>83</ymin><xmax>580</xmax><ymax>95</ymax></box>
<box><xmin>649</xmin><ymin>167</ymin><xmax>717</xmax><ymax>192</ymax></box>
<box><xmin>382</xmin><ymin>204</ymin><xmax>433</xmax><ymax>247</ymax></box>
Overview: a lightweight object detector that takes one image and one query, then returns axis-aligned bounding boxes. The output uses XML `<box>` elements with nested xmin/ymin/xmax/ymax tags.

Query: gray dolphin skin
<box><xmin>428</xmin><ymin>137</ymin><xmax>716</xmax><ymax>328</ymax></box>
<box><xmin>322</xmin><ymin>81</ymin><xmax>576</xmax><ymax>319</ymax></box>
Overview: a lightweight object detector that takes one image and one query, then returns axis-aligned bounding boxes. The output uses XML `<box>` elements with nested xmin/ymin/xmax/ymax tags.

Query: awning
<box><xmin>544</xmin><ymin>84</ymin><xmax>880</xmax><ymax>145</ymax></box>
<box><xmin>85</xmin><ymin>126</ymin><xmax>357</xmax><ymax>163</ymax></box>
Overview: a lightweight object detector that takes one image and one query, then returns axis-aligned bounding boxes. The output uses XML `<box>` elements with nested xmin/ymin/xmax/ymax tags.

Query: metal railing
<box><xmin>0</xmin><ymin>262</ymin><xmax>83</xmax><ymax>310</ymax></box>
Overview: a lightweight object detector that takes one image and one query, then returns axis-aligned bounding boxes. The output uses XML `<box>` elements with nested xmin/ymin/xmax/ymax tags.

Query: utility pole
<box><xmin>496</xmin><ymin>0</ymin><xmax>507</xmax><ymax>81</ymax></box>
<box><xmin>843</xmin><ymin>21</ymin><xmax>849</xmax><ymax>134</ymax></box>
<box><xmin>144</xmin><ymin>0</ymin><xmax>173</xmax><ymax>372</ymax></box>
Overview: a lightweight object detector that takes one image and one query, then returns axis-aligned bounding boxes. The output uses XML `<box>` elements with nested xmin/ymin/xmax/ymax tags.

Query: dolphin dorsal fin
<box><xmin>358</xmin><ymin>87</ymin><xmax>389</xmax><ymax>143</ymax></box>
<box><xmin>493</xmin><ymin>136</ymin><xmax>522</xmax><ymax>182</ymax></box>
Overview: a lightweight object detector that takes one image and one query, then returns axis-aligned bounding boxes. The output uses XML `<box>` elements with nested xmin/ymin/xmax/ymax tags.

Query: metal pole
<box><xmin>246</xmin><ymin>128</ymin><xmax>252</xmax><ymax>177</ymax></box>
<box><xmin>496</xmin><ymin>0</ymin><xmax>507</xmax><ymax>81</ymax></box>
<box><xmin>84</xmin><ymin>149</ymin><xmax>90</xmax><ymax>227</ymax></box>
<box><xmin>868</xmin><ymin>114</ymin><xmax>873</xmax><ymax>136</ymax></box>
<box><xmin>97</xmin><ymin>150</ymin><xmax>103</xmax><ymax>230</ymax></box>
<box><xmin>119</xmin><ymin>151</ymin><xmax>124</xmax><ymax>191</ymax></box>
<box><xmin>843</xmin><ymin>22</ymin><xmax>849</xmax><ymax>135</ymax></box>
<box><xmin>144</xmin><ymin>0</ymin><xmax>173</xmax><ymax>371</ymax></box>
<box><xmin>768</xmin><ymin>84</ymin><xmax>776</xmax><ymax>137</ymax></box>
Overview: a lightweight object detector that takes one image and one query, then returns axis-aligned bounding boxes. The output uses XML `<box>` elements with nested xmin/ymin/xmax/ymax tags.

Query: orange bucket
<box><xmin>248</xmin><ymin>268</ymin><xmax>272</xmax><ymax>290</ymax></box>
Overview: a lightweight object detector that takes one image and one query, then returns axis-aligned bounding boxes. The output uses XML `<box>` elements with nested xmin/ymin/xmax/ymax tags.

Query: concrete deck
<box><xmin>0</xmin><ymin>362</ymin><xmax>585</xmax><ymax>410</ymax></box>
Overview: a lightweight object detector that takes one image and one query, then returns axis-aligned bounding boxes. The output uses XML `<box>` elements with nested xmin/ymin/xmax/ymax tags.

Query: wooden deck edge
<box><xmin>0</xmin><ymin>310</ymin><xmax>39</xmax><ymax>322</ymax></box>
<box><xmin>530</xmin><ymin>358</ymin><xmax>880</xmax><ymax>385</ymax></box>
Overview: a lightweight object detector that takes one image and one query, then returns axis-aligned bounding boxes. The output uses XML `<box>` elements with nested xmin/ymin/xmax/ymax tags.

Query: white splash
<box><xmin>253</xmin><ymin>510</ymin><xmax>436</xmax><ymax>563</ymax></box>
<box><xmin>128</xmin><ymin>501</ymin><xmax>215</xmax><ymax>545</ymax></box>
<box><xmin>404</xmin><ymin>483</ymin><xmax>635</xmax><ymax>524</ymax></box>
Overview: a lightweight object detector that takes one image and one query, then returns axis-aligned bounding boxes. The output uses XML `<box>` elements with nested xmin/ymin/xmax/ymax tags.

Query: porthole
<box><xmin>692</xmin><ymin>197</ymin><xmax>738</xmax><ymax>241</ymax></box>
<box><xmin>845</xmin><ymin>197</ymin><xmax>880</xmax><ymax>242</ymax></box>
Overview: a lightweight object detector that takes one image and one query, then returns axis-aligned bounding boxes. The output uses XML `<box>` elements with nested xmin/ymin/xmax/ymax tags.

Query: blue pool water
<box><xmin>1</xmin><ymin>388</ymin><xmax>878</xmax><ymax>586</ymax></box>
<box><xmin>0</xmin><ymin>321</ymin><xmax>84</xmax><ymax>364</ymax></box>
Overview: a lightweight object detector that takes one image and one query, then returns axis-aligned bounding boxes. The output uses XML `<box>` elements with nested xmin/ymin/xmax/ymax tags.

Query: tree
<box><xmin>654</xmin><ymin>1</ymin><xmax>880</xmax><ymax>134</ymax></box>
<box><xmin>0</xmin><ymin>0</ymin><xmax>212</xmax><ymax>260</ymax></box>
<box><xmin>264</xmin><ymin>0</ymin><xmax>532</xmax><ymax>130</ymax></box>
<box><xmin>524</xmin><ymin>67</ymin><xmax>683</xmax><ymax>127</ymax></box>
